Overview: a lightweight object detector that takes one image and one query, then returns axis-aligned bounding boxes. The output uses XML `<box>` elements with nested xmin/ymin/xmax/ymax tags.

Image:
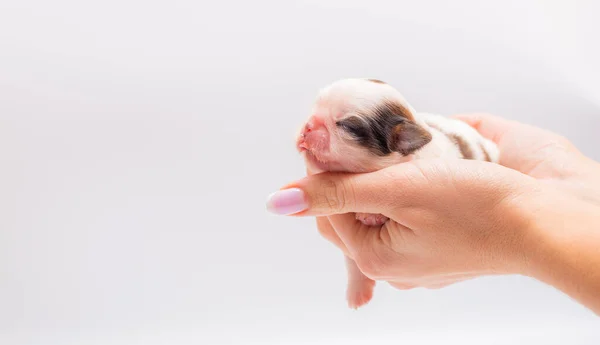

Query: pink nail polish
<box><xmin>266</xmin><ymin>188</ymin><xmax>308</xmax><ymax>215</ymax></box>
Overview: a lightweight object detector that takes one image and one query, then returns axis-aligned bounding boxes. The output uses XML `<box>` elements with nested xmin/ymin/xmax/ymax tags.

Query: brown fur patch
<box><xmin>379</xmin><ymin>99</ymin><xmax>415</xmax><ymax>121</ymax></box>
<box><xmin>449</xmin><ymin>133</ymin><xmax>474</xmax><ymax>159</ymax></box>
<box><xmin>427</xmin><ymin>123</ymin><xmax>474</xmax><ymax>159</ymax></box>
<box><xmin>479</xmin><ymin>142</ymin><xmax>492</xmax><ymax>162</ymax></box>
<box><xmin>338</xmin><ymin>99</ymin><xmax>425</xmax><ymax>156</ymax></box>
<box><xmin>367</xmin><ymin>79</ymin><xmax>386</xmax><ymax>84</ymax></box>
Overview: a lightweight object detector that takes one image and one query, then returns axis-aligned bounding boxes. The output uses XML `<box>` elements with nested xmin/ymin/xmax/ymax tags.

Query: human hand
<box><xmin>267</xmin><ymin>113</ymin><xmax>600</xmax><ymax>314</ymax></box>
<box><xmin>273</xmin><ymin>158</ymin><xmax>544</xmax><ymax>290</ymax></box>
<box><xmin>453</xmin><ymin>113</ymin><xmax>600</xmax><ymax>202</ymax></box>
<box><xmin>302</xmin><ymin>113</ymin><xmax>600</xmax><ymax>273</ymax></box>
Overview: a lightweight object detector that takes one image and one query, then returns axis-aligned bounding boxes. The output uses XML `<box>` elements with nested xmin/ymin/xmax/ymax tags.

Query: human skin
<box><xmin>266</xmin><ymin>113</ymin><xmax>600</xmax><ymax>315</ymax></box>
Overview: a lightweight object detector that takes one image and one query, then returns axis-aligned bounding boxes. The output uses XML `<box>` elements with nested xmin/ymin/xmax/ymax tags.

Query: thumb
<box><xmin>266</xmin><ymin>162</ymin><xmax>429</xmax><ymax>217</ymax></box>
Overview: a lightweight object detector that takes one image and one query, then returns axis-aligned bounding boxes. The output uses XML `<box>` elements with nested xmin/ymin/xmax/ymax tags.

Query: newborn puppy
<box><xmin>296</xmin><ymin>78</ymin><xmax>499</xmax><ymax>309</ymax></box>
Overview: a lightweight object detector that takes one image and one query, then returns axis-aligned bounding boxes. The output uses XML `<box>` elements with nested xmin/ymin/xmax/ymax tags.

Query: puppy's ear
<box><xmin>389</xmin><ymin>121</ymin><xmax>432</xmax><ymax>155</ymax></box>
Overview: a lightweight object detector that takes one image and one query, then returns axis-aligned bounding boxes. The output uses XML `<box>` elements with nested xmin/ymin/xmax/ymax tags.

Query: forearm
<box><xmin>526</xmin><ymin>200</ymin><xmax>600</xmax><ymax>315</ymax></box>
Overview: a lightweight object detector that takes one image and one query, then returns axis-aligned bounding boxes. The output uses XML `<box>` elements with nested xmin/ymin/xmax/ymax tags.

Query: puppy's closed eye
<box><xmin>336</xmin><ymin>116</ymin><xmax>369</xmax><ymax>141</ymax></box>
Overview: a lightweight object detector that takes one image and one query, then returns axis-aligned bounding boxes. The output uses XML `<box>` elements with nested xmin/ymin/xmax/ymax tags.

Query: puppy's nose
<box><xmin>300</xmin><ymin>115</ymin><xmax>329</xmax><ymax>152</ymax></box>
<box><xmin>305</xmin><ymin>115</ymin><xmax>324</xmax><ymax>132</ymax></box>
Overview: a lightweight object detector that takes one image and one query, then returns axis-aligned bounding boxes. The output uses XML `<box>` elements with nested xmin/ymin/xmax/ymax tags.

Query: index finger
<box><xmin>452</xmin><ymin>113</ymin><xmax>517</xmax><ymax>145</ymax></box>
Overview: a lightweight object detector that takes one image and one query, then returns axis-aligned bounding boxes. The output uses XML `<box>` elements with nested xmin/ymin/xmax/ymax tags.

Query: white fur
<box><xmin>417</xmin><ymin>112</ymin><xmax>500</xmax><ymax>163</ymax></box>
<box><xmin>317</xmin><ymin>78</ymin><xmax>418</xmax><ymax>118</ymax></box>
<box><xmin>309</xmin><ymin>78</ymin><xmax>499</xmax><ymax>171</ymax></box>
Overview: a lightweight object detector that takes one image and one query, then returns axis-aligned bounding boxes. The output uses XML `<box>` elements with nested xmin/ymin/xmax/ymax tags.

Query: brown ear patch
<box><xmin>389</xmin><ymin>122</ymin><xmax>433</xmax><ymax>155</ymax></box>
<box><xmin>338</xmin><ymin>98</ymin><xmax>423</xmax><ymax>156</ymax></box>
<box><xmin>367</xmin><ymin>79</ymin><xmax>386</xmax><ymax>84</ymax></box>
<box><xmin>340</xmin><ymin>99</ymin><xmax>419</xmax><ymax>156</ymax></box>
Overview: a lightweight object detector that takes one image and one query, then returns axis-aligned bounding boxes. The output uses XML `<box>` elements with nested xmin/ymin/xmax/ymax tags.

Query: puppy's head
<box><xmin>296</xmin><ymin>78</ymin><xmax>432</xmax><ymax>173</ymax></box>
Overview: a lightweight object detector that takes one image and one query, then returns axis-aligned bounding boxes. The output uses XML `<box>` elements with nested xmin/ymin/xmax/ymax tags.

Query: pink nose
<box><xmin>304</xmin><ymin>115</ymin><xmax>321</xmax><ymax>131</ymax></box>
<box><xmin>299</xmin><ymin>115</ymin><xmax>329</xmax><ymax>152</ymax></box>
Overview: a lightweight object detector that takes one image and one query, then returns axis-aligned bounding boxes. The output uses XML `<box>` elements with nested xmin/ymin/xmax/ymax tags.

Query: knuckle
<box><xmin>354</xmin><ymin>250</ymin><xmax>390</xmax><ymax>280</ymax></box>
<box><xmin>317</xmin><ymin>177</ymin><xmax>354</xmax><ymax>213</ymax></box>
<box><xmin>554</xmin><ymin>135</ymin><xmax>576</xmax><ymax>150</ymax></box>
<box><xmin>316</xmin><ymin>223</ymin><xmax>328</xmax><ymax>236</ymax></box>
<box><xmin>535</xmin><ymin>136</ymin><xmax>577</xmax><ymax>157</ymax></box>
<box><xmin>322</xmin><ymin>179</ymin><xmax>343</xmax><ymax>211</ymax></box>
<box><xmin>316</xmin><ymin>221</ymin><xmax>335</xmax><ymax>240</ymax></box>
<box><xmin>382</xmin><ymin>162</ymin><xmax>431</xmax><ymax>205</ymax></box>
<box><xmin>355</xmin><ymin>256</ymin><xmax>381</xmax><ymax>279</ymax></box>
<box><xmin>316</xmin><ymin>225</ymin><xmax>331</xmax><ymax>240</ymax></box>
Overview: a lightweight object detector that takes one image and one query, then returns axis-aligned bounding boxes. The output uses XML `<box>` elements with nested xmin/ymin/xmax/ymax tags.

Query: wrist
<box><xmin>485</xmin><ymin>184</ymin><xmax>548</xmax><ymax>276</ymax></box>
<box><xmin>520</xmin><ymin>193</ymin><xmax>600</xmax><ymax>315</ymax></box>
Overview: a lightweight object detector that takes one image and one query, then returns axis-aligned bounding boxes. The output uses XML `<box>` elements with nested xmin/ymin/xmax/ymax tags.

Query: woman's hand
<box><xmin>266</xmin><ymin>113</ymin><xmax>600</xmax><ymax>314</ymax></box>
<box><xmin>272</xmin><ymin>158</ymin><xmax>543</xmax><ymax>288</ymax></box>
<box><xmin>454</xmin><ymin>113</ymin><xmax>600</xmax><ymax>202</ymax></box>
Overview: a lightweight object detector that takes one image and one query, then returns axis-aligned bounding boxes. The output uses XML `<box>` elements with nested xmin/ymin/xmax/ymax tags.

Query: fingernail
<box><xmin>266</xmin><ymin>188</ymin><xmax>308</xmax><ymax>215</ymax></box>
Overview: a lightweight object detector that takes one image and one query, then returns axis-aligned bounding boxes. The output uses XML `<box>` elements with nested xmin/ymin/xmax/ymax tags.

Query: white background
<box><xmin>1</xmin><ymin>1</ymin><xmax>599</xmax><ymax>344</ymax></box>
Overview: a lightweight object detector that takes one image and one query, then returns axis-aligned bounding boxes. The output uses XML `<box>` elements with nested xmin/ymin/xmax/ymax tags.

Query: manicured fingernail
<box><xmin>266</xmin><ymin>188</ymin><xmax>308</xmax><ymax>215</ymax></box>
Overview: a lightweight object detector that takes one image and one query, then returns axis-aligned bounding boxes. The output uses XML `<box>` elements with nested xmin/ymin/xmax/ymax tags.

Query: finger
<box><xmin>394</xmin><ymin>271</ymin><xmax>479</xmax><ymax>288</ymax></box>
<box><xmin>424</xmin><ymin>279</ymin><xmax>467</xmax><ymax>289</ymax></box>
<box><xmin>424</xmin><ymin>275</ymin><xmax>476</xmax><ymax>289</ymax></box>
<box><xmin>451</xmin><ymin>113</ymin><xmax>517</xmax><ymax>145</ymax></box>
<box><xmin>388</xmin><ymin>281</ymin><xmax>417</xmax><ymax>290</ymax></box>
<box><xmin>315</xmin><ymin>216</ymin><xmax>349</xmax><ymax>255</ymax></box>
<box><xmin>327</xmin><ymin>214</ymin><xmax>378</xmax><ymax>255</ymax></box>
<box><xmin>306</xmin><ymin>167</ymin><xmax>350</xmax><ymax>255</ymax></box>
<box><xmin>388</xmin><ymin>274</ymin><xmax>476</xmax><ymax>290</ymax></box>
<box><xmin>389</xmin><ymin>279</ymin><xmax>466</xmax><ymax>290</ymax></box>
<box><xmin>326</xmin><ymin>213</ymin><xmax>399</xmax><ymax>278</ymax></box>
<box><xmin>267</xmin><ymin>162</ymin><xmax>429</xmax><ymax>217</ymax></box>
<box><xmin>453</xmin><ymin>113</ymin><xmax>580</xmax><ymax>171</ymax></box>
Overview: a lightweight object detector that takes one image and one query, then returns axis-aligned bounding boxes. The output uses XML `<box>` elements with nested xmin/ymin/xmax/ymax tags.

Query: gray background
<box><xmin>1</xmin><ymin>0</ymin><xmax>599</xmax><ymax>344</ymax></box>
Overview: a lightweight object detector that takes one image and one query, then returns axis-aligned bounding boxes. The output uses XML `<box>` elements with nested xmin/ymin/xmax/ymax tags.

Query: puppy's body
<box><xmin>296</xmin><ymin>78</ymin><xmax>499</xmax><ymax>309</ymax></box>
<box><xmin>416</xmin><ymin>112</ymin><xmax>499</xmax><ymax>161</ymax></box>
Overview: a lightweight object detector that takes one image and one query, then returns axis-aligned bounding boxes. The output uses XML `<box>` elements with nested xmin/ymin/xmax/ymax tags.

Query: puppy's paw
<box><xmin>346</xmin><ymin>278</ymin><xmax>376</xmax><ymax>309</ymax></box>
<box><xmin>355</xmin><ymin>213</ymin><xmax>388</xmax><ymax>227</ymax></box>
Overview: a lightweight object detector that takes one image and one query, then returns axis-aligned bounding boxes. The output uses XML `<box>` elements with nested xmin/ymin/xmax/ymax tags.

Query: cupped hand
<box><xmin>276</xmin><ymin>158</ymin><xmax>547</xmax><ymax>290</ymax></box>
<box><xmin>268</xmin><ymin>112</ymin><xmax>600</xmax><ymax>314</ymax></box>
<box><xmin>267</xmin><ymin>113</ymin><xmax>600</xmax><ymax>291</ymax></box>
